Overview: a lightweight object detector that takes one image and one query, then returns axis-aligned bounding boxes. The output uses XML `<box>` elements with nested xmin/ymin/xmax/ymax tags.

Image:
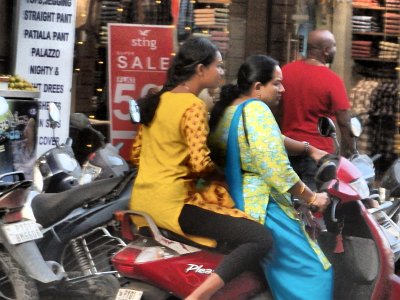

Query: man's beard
<box><xmin>326</xmin><ymin>53</ymin><xmax>335</xmax><ymax>64</ymax></box>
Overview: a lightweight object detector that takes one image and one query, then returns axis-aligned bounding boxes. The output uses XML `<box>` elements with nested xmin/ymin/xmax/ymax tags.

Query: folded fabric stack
<box><xmin>193</xmin><ymin>7</ymin><xmax>230</xmax><ymax>54</ymax></box>
<box><xmin>354</xmin><ymin>63</ymin><xmax>398</xmax><ymax>78</ymax></box>
<box><xmin>197</xmin><ymin>0</ymin><xmax>231</xmax><ymax>3</ymax></box>
<box><xmin>383</xmin><ymin>12</ymin><xmax>400</xmax><ymax>34</ymax></box>
<box><xmin>352</xmin><ymin>40</ymin><xmax>373</xmax><ymax>57</ymax></box>
<box><xmin>386</xmin><ymin>0</ymin><xmax>400</xmax><ymax>9</ymax></box>
<box><xmin>192</xmin><ymin>30</ymin><xmax>229</xmax><ymax>55</ymax></box>
<box><xmin>194</xmin><ymin>8</ymin><xmax>229</xmax><ymax>28</ymax></box>
<box><xmin>352</xmin><ymin>15</ymin><xmax>380</xmax><ymax>32</ymax></box>
<box><xmin>350</xmin><ymin>78</ymin><xmax>399</xmax><ymax>157</ymax></box>
<box><xmin>349</xmin><ymin>78</ymin><xmax>379</xmax><ymax>114</ymax></box>
<box><xmin>209</xmin><ymin>30</ymin><xmax>229</xmax><ymax>53</ymax></box>
<box><xmin>352</xmin><ymin>0</ymin><xmax>381</xmax><ymax>7</ymax></box>
<box><xmin>378</xmin><ymin>41</ymin><xmax>399</xmax><ymax>60</ymax></box>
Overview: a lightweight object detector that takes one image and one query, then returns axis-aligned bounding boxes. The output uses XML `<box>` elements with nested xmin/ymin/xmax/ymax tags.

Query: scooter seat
<box><xmin>32</xmin><ymin>176</ymin><xmax>123</xmax><ymax>228</ymax></box>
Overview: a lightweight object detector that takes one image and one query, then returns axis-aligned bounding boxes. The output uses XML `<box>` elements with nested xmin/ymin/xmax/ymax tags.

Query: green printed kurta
<box><xmin>209</xmin><ymin>100</ymin><xmax>331</xmax><ymax>269</ymax></box>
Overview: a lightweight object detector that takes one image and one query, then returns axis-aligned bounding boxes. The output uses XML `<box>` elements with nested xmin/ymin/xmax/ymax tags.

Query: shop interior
<box><xmin>0</xmin><ymin>0</ymin><xmax>398</xmax><ymax>178</ymax></box>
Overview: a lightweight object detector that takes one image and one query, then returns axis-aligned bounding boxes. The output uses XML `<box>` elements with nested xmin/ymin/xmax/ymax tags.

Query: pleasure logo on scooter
<box><xmin>185</xmin><ymin>264</ymin><xmax>213</xmax><ymax>275</ymax></box>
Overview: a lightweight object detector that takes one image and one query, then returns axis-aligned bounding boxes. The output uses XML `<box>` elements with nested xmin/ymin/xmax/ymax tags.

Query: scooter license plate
<box><xmin>2</xmin><ymin>220</ymin><xmax>43</xmax><ymax>245</ymax></box>
<box><xmin>115</xmin><ymin>289</ymin><xmax>143</xmax><ymax>300</ymax></box>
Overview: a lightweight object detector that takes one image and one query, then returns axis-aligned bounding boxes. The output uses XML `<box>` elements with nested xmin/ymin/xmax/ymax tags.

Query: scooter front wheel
<box><xmin>0</xmin><ymin>247</ymin><xmax>39</xmax><ymax>300</ymax></box>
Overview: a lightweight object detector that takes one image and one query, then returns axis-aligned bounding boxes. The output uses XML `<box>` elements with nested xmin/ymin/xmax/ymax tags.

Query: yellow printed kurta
<box><xmin>130</xmin><ymin>92</ymin><xmax>249</xmax><ymax>247</ymax></box>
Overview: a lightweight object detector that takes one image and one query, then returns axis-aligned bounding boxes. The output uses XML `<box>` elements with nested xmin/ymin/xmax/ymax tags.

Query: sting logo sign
<box><xmin>185</xmin><ymin>264</ymin><xmax>213</xmax><ymax>275</ymax></box>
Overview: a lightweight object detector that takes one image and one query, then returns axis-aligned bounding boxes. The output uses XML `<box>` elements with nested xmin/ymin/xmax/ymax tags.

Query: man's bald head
<box><xmin>306</xmin><ymin>29</ymin><xmax>336</xmax><ymax>64</ymax></box>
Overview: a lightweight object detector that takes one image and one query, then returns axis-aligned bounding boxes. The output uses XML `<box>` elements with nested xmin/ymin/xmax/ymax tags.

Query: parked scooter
<box><xmin>0</xmin><ymin>97</ymin><xmax>64</xmax><ymax>300</ymax></box>
<box><xmin>3</xmin><ymin>160</ymin><xmax>135</xmax><ymax>299</ymax></box>
<box><xmin>110</xmin><ymin>113</ymin><xmax>400</xmax><ymax>300</ymax></box>
<box><xmin>34</xmin><ymin>104</ymin><xmax>129</xmax><ymax>192</ymax></box>
<box><xmin>28</xmin><ymin>169</ymin><xmax>135</xmax><ymax>299</ymax></box>
<box><xmin>13</xmin><ymin>103</ymin><xmax>136</xmax><ymax>298</ymax></box>
<box><xmin>0</xmin><ymin>171</ymin><xmax>65</xmax><ymax>300</ymax></box>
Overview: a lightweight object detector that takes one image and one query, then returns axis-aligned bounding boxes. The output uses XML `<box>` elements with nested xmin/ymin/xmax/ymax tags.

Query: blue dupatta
<box><xmin>225</xmin><ymin>98</ymin><xmax>258</xmax><ymax>210</ymax></box>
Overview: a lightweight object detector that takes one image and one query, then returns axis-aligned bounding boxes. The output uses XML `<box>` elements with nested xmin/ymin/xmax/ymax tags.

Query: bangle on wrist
<box><xmin>302</xmin><ymin>141</ymin><xmax>310</xmax><ymax>155</ymax></box>
<box><xmin>307</xmin><ymin>192</ymin><xmax>317</xmax><ymax>205</ymax></box>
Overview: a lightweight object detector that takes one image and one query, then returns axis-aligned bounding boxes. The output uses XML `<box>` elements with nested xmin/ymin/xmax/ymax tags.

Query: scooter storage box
<box><xmin>381</xmin><ymin>159</ymin><xmax>400</xmax><ymax>197</ymax></box>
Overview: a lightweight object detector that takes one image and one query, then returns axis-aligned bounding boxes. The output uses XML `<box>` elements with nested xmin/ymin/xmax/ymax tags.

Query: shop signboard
<box><xmin>108</xmin><ymin>24</ymin><xmax>174</xmax><ymax>160</ymax></box>
<box><xmin>12</xmin><ymin>0</ymin><xmax>77</xmax><ymax>157</ymax></box>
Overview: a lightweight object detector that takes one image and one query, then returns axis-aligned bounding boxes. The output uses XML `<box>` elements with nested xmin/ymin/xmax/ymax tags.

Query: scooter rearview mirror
<box><xmin>350</xmin><ymin>117</ymin><xmax>362</xmax><ymax>137</ymax></box>
<box><xmin>318</xmin><ymin>116</ymin><xmax>340</xmax><ymax>155</ymax></box>
<box><xmin>48</xmin><ymin>102</ymin><xmax>61</xmax><ymax>147</ymax></box>
<box><xmin>0</xmin><ymin>96</ymin><xmax>8</xmax><ymax>116</ymax></box>
<box><xmin>49</xmin><ymin>102</ymin><xmax>61</xmax><ymax>124</ymax></box>
<box><xmin>317</xmin><ymin>117</ymin><xmax>336</xmax><ymax>137</ymax></box>
<box><xmin>129</xmin><ymin>99</ymin><xmax>140</xmax><ymax>123</ymax></box>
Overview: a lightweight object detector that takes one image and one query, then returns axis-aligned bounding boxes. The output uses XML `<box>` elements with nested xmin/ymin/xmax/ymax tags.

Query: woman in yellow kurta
<box><xmin>129</xmin><ymin>37</ymin><xmax>272</xmax><ymax>300</ymax></box>
<box><xmin>208</xmin><ymin>55</ymin><xmax>333</xmax><ymax>300</ymax></box>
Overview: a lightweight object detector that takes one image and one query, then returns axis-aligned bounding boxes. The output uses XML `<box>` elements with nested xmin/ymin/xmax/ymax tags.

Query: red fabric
<box><xmin>352</xmin><ymin>40</ymin><xmax>372</xmax><ymax>46</ymax></box>
<box><xmin>281</xmin><ymin>60</ymin><xmax>351</xmax><ymax>153</ymax></box>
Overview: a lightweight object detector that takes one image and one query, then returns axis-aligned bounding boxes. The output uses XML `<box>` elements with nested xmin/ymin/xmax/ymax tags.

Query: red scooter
<box><xmin>111</xmin><ymin>116</ymin><xmax>400</xmax><ymax>300</ymax></box>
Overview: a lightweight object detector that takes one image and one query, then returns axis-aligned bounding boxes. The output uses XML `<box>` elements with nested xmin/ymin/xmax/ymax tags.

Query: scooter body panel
<box><xmin>337</xmin><ymin>157</ymin><xmax>362</xmax><ymax>183</ymax></box>
<box><xmin>112</xmin><ymin>243</ymin><xmax>266</xmax><ymax>299</ymax></box>
<box><xmin>358</xmin><ymin>202</ymin><xmax>396</xmax><ymax>300</ymax></box>
<box><xmin>389</xmin><ymin>274</ymin><xmax>400</xmax><ymax>300</ymax></box>
<box><xmin>327</xmin><ymin>180</ymin><xmax>361</xmax><ymax>202</ymax></box>
<box><xmin>326</xmin><ymin>157</ymin><xmax>367</xmax><ymax>203</ymax></box>
<box><xmin>135</xmin><ymin>250</ymin><xmax>219</xmax><ymax>297</ymax></box>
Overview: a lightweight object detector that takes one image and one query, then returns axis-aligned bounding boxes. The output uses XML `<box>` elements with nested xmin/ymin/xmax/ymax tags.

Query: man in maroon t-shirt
<box><xmin>279</xmin><ymin>29</ymin><xmax>355</xmax><ymax>190</ymax></box>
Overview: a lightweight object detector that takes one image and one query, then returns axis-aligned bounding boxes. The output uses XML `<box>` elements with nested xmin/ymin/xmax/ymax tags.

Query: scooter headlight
<box><xmin>349</xmin><ymin>177</ymin><xmax>370</xmax><ymax>199</ymax></box>
<box><xmin>56</xmin><ymin>153</ymin><xmax>79</xmax><ymax>172</ymax></box>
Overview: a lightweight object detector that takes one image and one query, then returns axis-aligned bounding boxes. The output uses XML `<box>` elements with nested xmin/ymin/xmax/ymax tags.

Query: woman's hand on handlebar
<box><xmin>310</xmin><ymin>192</ymin><xmax>330</xmax><ymax>212</ymax></box>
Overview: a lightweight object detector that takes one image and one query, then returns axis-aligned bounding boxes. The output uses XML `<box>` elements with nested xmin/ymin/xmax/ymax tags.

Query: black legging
<box><xmin>179</xmin><ymin>204</ymin><xmax>273</xmax><ymax>283</ymax></box>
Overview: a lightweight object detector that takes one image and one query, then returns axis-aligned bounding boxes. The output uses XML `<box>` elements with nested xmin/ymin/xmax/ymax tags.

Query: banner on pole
<box><xmin>108</xmin><ymin>24</ymin><xmax>174</xmax><ymax>160</ymax></box>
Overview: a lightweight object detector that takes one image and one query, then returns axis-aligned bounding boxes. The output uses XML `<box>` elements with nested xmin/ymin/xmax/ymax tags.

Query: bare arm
<box><xmin>284</xmin><ymin>136</ymin><xmax>327</xmax><ymax>162</ymax></box>
<box><xmin>288</xmin><ymin>181</ymin><xmax>330</xmax><ymax>212</ymax></box>
<box><xmin>336</xmin><ymin>109</ymin><xmax>356</xmax><ymax>157</ymax></box>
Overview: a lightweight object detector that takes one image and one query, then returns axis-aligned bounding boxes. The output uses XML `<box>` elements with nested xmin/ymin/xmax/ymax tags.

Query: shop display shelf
<box><xmin>352</xmin><ymin>31</ymin><xmax>400</xmax><ymax>37</ymax></box>
<box><xmin>353</xmin><ymin>5</ymin><xmax>400</xmax><ymax>11</ymax></box>
<box><xmin>352</xmin><ymin>57</ymin><xmax>399</xmax><ymax>62</ymax></box>
<box><xmin>0</xmin><ymin>90</ymin><xmax>40</xmax><ymax>99</ymax></box>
